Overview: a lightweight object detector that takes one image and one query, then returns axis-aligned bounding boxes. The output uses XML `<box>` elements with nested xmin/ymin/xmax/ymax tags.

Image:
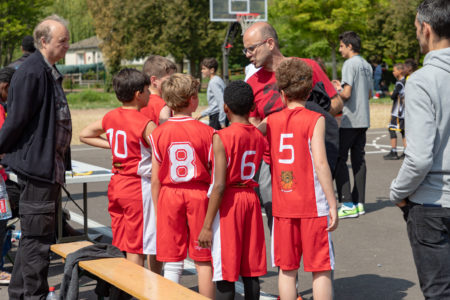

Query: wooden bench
<box><xmin>51</xmin><ymin>242</ymin><xmax>208</xmax><ymax>300</ymax></box>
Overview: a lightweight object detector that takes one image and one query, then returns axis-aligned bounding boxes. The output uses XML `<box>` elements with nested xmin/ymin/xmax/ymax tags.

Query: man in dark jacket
<box><xmin>8</xmin><ymin>35</ymin><xmax>36</xmax><ymax>70</ymax></box>
<box><xmin>0</xmin><ymin>14</ymin><xmax>72</xmax><ymax>299</ymax></box>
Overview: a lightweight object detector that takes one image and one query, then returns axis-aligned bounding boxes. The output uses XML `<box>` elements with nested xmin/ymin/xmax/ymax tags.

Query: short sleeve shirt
<box><xmin>340</xmin><ymin>55</ymin><xmax>373</xmax><ymax>128</ymax></box>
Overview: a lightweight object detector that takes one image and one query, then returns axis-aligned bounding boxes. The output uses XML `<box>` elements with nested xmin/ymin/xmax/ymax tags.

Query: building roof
<box><xmin>69</xmin><ymin>36</ymin><xmax>100</xmax><ymax>51</ymax></box>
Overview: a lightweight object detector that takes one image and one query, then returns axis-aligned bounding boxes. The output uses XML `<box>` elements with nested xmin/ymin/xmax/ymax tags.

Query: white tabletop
<box><xmin>8</xmin><ymin>160</ymin><xmax>112</xmax><ymax>184</ymax></box>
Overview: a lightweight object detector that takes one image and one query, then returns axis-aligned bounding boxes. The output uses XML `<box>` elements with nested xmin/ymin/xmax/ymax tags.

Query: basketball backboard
<box><xmin>210</xmin><ymin>0</ymin><xmax>267</xmax><ymax>22</ymax></box>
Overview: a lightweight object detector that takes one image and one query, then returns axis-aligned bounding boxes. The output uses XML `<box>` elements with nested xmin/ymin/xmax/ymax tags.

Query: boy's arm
<box><xmin>79</xmin><ymin>119</ymin><xmax>110</xmax><ymax>149</ymax></box>
<box><xmin>256</xmin><ymin>116</ymin><xmax>268</xmax><ymax>136</ymax></box>
<box><xmin>143</xmin><ymin>121</ymin><xmax>157</xmax><ymax>146</ymax></box>
<box><xmin>151</xmin><ymin>155</ymin><xmax>161</xmax><ymax>214</ymax></box>
<box><xmin>198</xmin><ymin>133</ymin><xmax>227</xmax><ymax>248</ymax></box>
<box><xmin>310</xmin><ymin>117</ymin><xmax>338</xmax><ymax>231</ymax></box>
<box><xmin>159</xmin><ymin>105</ymin><xmax>171</xmax><ymax>125</ymax></box>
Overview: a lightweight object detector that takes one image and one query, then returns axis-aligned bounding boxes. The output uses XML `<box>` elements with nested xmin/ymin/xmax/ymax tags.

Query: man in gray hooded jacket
<box><xmin>390</xmin><ymin>0</ymin><xmax>450</xmax><ymax>298</ymax></box>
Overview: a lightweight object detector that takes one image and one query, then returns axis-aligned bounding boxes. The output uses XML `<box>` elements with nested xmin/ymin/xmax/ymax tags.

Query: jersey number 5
<box><xmin>279</xmin><ymin>133</ymin><xmax>294</xmax><ymax>164</ymax></box>
<box><xmin>106</xmin><ymin>129</ymin><xmax>128</xmax><ymax>158</ymax></box>
<box><xmin>168</xmin><ymin>142</ymin><xmax>196</xmax><ymax>182</ymax></box>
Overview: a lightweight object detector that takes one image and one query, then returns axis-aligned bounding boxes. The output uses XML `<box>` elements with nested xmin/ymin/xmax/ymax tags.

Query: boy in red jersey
<box><xmin>150</xmin><ymin>73</ymin><xmax>214</xmax><ymax>298</ymax></box>
<box><xmin>79</xmin><ymin>69</ymin><xmax>161</xmax><ymax>272</ymax></box>
<box><xmin>260</xmin><ymin>58</ymin><xmax>338</xmax><ymax>300</ymax></box>
<box><xmin>198</xmin><ymin>80</ymin><xmax>267</xmax><ymax>300</ymax></box>
<box><xmin>140</xmin><ymin>55</ymin><xmax>177</xmax><ymax>125</ymax></box>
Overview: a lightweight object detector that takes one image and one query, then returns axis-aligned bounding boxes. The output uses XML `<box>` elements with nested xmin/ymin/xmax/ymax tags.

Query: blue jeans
<box><xmin>406</xmin><ymin>203</ymin><xmax>450</xmax><ymax>299</ymax></box>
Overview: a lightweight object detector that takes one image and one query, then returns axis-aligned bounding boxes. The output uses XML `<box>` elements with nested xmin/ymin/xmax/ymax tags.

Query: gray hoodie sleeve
<box><xmin>389</xmin><ymin>74</ymin><xmax>436</xmax><ymax>203</ymax></box>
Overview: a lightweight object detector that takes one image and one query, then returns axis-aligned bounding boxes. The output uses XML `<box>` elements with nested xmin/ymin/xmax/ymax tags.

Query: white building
<box><xmin>65</xmin><ymin>36</ymin><xmax>103</xmax><ymax>66</ymax></box>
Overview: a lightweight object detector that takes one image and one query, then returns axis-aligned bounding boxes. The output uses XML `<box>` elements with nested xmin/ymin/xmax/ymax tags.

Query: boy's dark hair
<box><xmin>275</xmin><ymin>58</ymin><xmax>313</xmax><ymax>101</ymax></box>
<box><xmin>0</xmin><ymin>67</ymin><xmax>16</xmax><ymax>83</ymax></box>
<box><xmin>143</xmin><ymin>55</ymin><xmax>177</xmax><ymax>78</ymax></box>
<box><xmin>112</xmin><ymin>68</ymin><xmax>150</xmax><ymax>103</ymax></box>
<box><xmin>201</xmin><ymin>58</ymin><xmax>219</xmax><ymax>73</ymax></box>
<box><xmin>393</xmin><ymin>63</ymin><xmax>405</xmax><ymax>71</ymax></box>
<box><xmin>223</xmin><ymin>81</ymin><xmax>254</xmax><ymax>116</ymax></box>
<box><xmin>22</xmin><ymin>35</ymin><xmax>36</xmax><ymax>53</ymax></box>
<box><xmin>339</xmin><ymin>31</ymin><xmax>361</xmax><ymax>53</ymax></box>
<box><xmin>417</xmin><ymin>0</ymin><xmax>450</xmax><ymax>39</ymax></box>
<box><xmin>162</xmin><ymin>73</ymin><xmax>199</xmax><ymax>112</ymax></box>
<box><xmin>404</xmin><ymin>58</ymin><xmax>418</xmax><ymax>74</ymax></box>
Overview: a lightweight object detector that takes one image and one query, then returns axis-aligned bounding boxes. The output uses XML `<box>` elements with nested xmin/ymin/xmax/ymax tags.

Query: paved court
<box><xmin>0</xmin><ymin>129</ymin><xmax>422</xmax><ymax>299</ymax></box>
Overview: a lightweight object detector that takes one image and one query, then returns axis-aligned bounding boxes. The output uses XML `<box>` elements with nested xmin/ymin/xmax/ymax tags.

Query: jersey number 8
<box><xmin>168</xmin><ymin>142</ymin><xmax>196</xmax><ymax>182</ymax></box>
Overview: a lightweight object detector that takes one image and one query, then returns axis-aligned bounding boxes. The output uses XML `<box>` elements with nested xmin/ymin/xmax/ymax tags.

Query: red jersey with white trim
<box><xmin>218</xmin><ymin>123</ymin><xmax>265</xmax><ymax>187</ymax></box>
<box><xmin>102</xmin><ymin>107</ymin><xmax>152</xmax><ymax>176</ymax></box>
<box><xmin>267</xmin><ymin>107</ymin><xmax>329</xmax><ymax>218</ymax></box>
<box><xmin>246</xmin><ymin>58</ymin><xmax>336</xmax><ymax>164</ymax></box>
<box><xmin>140</xmin><ymin>94</ymin><xmax>166</xmax><ymax>126</ymax></box>
<box><xmin>150</xmin><ymin>116</ymin><xmax>214</xmax><ymax>186</ymax></box>
<box><xmin>247</xmin><ymin>58</ymin><xmax>337</xmax><ymax>121</ymax></box>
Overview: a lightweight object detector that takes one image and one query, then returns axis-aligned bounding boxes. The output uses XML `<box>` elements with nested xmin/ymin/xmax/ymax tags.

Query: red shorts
<box><xmin>108</xmin><ymin>175</ymin><xmax>156</xmax><ymax>255</ymax></box>
<box><xmin>211</xmin><ymin>188</ymin><xmax>267</xmax><ymax>282</ymax></box>
<box><xmin>156</xmin><ymin>185</ymin><xmax>211</xmax><ymax>262</ymax></box>
<box><xmin>272</xmin><ymin>216</ymin><xmax>334</xmax><ymax>272</ymax></box>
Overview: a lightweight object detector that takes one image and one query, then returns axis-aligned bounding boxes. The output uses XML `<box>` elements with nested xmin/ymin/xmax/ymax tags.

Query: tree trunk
<box><xmin>330</xmin><ymin>41</ymin><xmax>338</xmax><ymax>80</ymax></box>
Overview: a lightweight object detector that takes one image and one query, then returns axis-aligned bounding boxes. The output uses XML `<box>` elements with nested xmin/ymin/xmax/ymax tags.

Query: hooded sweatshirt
<box><xmin>390</xmin><ymin>47</ymin><xmax>450</xmax><ymax>207</ymax></box>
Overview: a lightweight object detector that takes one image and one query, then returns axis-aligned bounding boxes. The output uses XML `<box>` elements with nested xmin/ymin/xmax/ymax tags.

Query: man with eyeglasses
<box><xmin>243</xmin><ymin>21</ymin><xmax>342</xmax><ymax>229</ymax></box>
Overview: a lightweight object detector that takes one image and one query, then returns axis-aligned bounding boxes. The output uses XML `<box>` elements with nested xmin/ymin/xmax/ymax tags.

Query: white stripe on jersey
<box><xmin>211</xmin><ymin>212</ymin><xmax>223</xmax><ymax>281</ymax></box>
<box><xmin>308</xmin><ymin>139</ymin><xmax>329</xmax><ymax>217</ymax></box>
<box><xmin>141</xmin><ymin>176</ymin><xmax>156</xmax><ymax>255</ymax></box>
<box><xmin>149</xmin><ymin>135</ymin><xmax>162</xmax><ymax>163</ymax></box>
<box><xmin>137</xmin><ymin>140</ymin><xmax>152</xmax><ymax>177</ymax></box>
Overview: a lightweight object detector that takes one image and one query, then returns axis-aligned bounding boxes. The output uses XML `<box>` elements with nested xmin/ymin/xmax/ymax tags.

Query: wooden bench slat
<box><xmin>50</xmin><ymin>241</ymin><xmax>93</xmax><ymax>258</ymax></box>
<box><xmin>51</xmin><ymin>242</ymin><xmax>208</xmax><ymax>300</ymax></box>
<box><xmin>79</xmin><ymin>258</ymin><xmax>208</xmax><ymax>300</ymax></box>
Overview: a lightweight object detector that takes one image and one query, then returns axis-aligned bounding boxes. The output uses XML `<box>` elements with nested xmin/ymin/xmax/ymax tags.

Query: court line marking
<box><xmin>69</xmin><ymin>212</ymin><xmax>277</xmax><ymax>299</ymax></box>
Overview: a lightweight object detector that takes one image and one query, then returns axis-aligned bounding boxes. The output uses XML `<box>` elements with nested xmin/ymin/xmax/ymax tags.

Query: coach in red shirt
<box><xmin>243</xmin><ymin>21</ymin><xmax>342</xmax><ymax>228</ymax></box>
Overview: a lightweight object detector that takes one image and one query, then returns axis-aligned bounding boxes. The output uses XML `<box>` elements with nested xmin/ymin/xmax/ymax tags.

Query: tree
<box><xmin>159</xmin><ymin>0</ymin><xmax>226</xmax><ymax>77</ymax></box>
<box><xmin>270</xmin><ymin>0</ymin><xmax>376</xmax><ymax>79</ymax></box>
<box><xmin>0</xmin><ymin>0</ymin><xmax>50</xmax><ymax>66</ymax></box>
<box><xmin>45</xmin><ymin>0</ymin><xmax>95</xmax><ymax>44</ymax></box>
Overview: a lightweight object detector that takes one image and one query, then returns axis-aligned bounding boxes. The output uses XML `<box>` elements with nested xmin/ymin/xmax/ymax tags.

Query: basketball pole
<box><xmin>222</xmin><ymin>22</ymin><xmax>240</xmax><ymax>85</ymax></box>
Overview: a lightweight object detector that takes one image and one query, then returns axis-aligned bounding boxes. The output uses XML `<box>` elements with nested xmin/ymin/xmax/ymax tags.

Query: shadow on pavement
<box><xmin>299</xmin><ymin>274</ymin><xmax>415</xmax><ymax>300</ymax></box>
<box><xmin>364</xmin><ymin>197</ymin><xmax>395</xmax><ymax>214</ymax></box>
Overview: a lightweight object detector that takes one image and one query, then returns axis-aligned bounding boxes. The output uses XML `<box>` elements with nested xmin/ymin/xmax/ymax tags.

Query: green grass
<box><xmin>371</xmin><ymin>97</ymin><xmax>392</xmax><ymax>104</ymax></box>
<box><xmin>66</xmin><ymin>90</ymin><xmax>120</xmax><ymax>109</ymax></box>
<box><xmin>67</xmin><ymin>89</ymin><xmax>209</xmax><ymax>109</ymax></box>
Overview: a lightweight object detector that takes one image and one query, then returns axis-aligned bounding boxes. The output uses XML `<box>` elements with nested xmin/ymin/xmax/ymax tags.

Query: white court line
<box><xmin>69</xmin><ymin>211</ymin><xmax>277</xmax><ymax>299</ymax></box>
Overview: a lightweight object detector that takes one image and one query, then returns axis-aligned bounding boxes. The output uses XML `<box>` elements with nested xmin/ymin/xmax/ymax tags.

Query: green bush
<box><xmin>66</xmin><ymin>90</ymin><xmax>119</xmax><ymax>109</ymax></box>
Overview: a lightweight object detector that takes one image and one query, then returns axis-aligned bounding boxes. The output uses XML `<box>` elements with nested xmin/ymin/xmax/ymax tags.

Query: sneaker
<box><xmin>357</xmin><ymin>203</ymin><xmax>365</xmax><ymax>215</ymax></box>
<box><xmin>0</xmin><ymin>271</ymin><xmax>11</xmax><ymax>285</ymax></box>
<box><xmin>383</xmin><ymin>150</ymin><xmax>399</xmax><ymax>160</ymax></box>
<box><xmin>338</xmin><ymin>204</ymin><xmax>359</xmax><ymax>219</ymax></box>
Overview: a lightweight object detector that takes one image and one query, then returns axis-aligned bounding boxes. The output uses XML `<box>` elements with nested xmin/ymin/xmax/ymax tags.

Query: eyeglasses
<box><xmin>242</xmin><ymin>39</ymin><xmax>269</xmax><ymax>55</ymax></box>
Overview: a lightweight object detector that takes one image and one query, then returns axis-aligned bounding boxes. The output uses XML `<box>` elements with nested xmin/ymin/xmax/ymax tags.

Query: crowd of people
<box><xmin>0</xmin><ymin>0</ymin><xmax>448</xmax><ymax>299</ymax></box>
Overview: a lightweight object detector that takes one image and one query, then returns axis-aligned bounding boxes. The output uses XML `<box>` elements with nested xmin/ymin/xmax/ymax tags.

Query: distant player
<box><xmin>140</xmin><ymin>55</ymin><xmax>177</xmax><ymax>125</ymax></box>
<box><xmin>198</xmin><ymin>81</ymin><xmax>267</xmax><ymax>300</ymax></box>
<box><xmin>260</xmin><ymin>58</ymin><xmax>338</xmax><ymax>300</ymax></box>
<box><xmin>79</xmin><ymin>69</ymin><xmax>160</xmax><ymax>272</ymax></box>
<box><xmin>150</xmin><ymin>73</ymin><xmax>215</xmax><ymax>298</ymax></box>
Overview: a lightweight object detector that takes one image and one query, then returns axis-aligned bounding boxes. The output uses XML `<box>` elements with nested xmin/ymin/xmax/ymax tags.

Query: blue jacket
<box><xmin>0</xmin><ymin>50</ymin><xmax>71</xmax><ymax>183</ymax></box>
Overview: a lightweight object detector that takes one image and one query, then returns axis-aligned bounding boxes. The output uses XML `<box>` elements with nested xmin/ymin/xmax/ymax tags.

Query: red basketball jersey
<box><xmin>267</xmin><ymin>107</ymin><xmax>329</xmax><ymax>218</ymax></box>
<box><xmin>141</xmin><ymin>94</ymin><xmax>166</xmax><ymax>126</ymax></box>
<box><xmin>217</xmin><ymin>123</ymin><xmax>265</xmax><ymax>187</ymax></box>
<box><xmin>102</xmin><ymin>107</ymin><xmax>152</xmax><ymax>176</ymax></box>
<box><xmin>150</xmin><ymin>116</ymin><xmax>214</xmax><ymax>186</ymax></box>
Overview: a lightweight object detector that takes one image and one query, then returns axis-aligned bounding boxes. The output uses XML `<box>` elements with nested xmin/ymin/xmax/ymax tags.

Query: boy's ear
<box><xmin>224</xmin><ymin>103</ymin><xmax>230</xmax><ymax>113</ymax></box>
<box><xmin>150</xmin><ymin>75</ymin><xmax>158</xmax><ymax>86</ymax></box>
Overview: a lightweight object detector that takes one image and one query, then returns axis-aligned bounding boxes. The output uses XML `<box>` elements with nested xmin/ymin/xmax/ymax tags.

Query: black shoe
<box><xmin>384</xmin><ymin>150</ymin><xmax>399</xmax><ymax>160</ymax></box>
<box><xmin>399</xmin><ymin>153</ymin><xmax>405</xmax><ymax>159</ymax></box>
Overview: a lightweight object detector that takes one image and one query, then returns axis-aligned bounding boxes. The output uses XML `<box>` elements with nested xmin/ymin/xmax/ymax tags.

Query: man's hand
<box><xmin>196</xmin><ymin>115</ymin><xmax>204</xmax><ymax>121</ymax></box>
<box><xmin>326</xmin><ymin>207</ymin><xmax>338</xmax><ymax>232</ymax></box>
<box><xmin>332</xmin><ymin>80</ymin><xmax>342</xmax><ymax>91</ymax></box>
<box><xmin>396</xmin><ymin>199</ymin><xmax>408</xmax><ymax>208</ymax></box>
<box><xmin>198</xmin><ymin>227</ymin><xmax>213</xmax><ymax>249</ymax></box>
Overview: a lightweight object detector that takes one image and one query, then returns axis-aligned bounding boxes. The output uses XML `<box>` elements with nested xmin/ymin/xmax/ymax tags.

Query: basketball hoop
<box><xmin>236</xmin><ymin>13</ymin><xmax>260</xmax><ymax>35</ymax></box>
